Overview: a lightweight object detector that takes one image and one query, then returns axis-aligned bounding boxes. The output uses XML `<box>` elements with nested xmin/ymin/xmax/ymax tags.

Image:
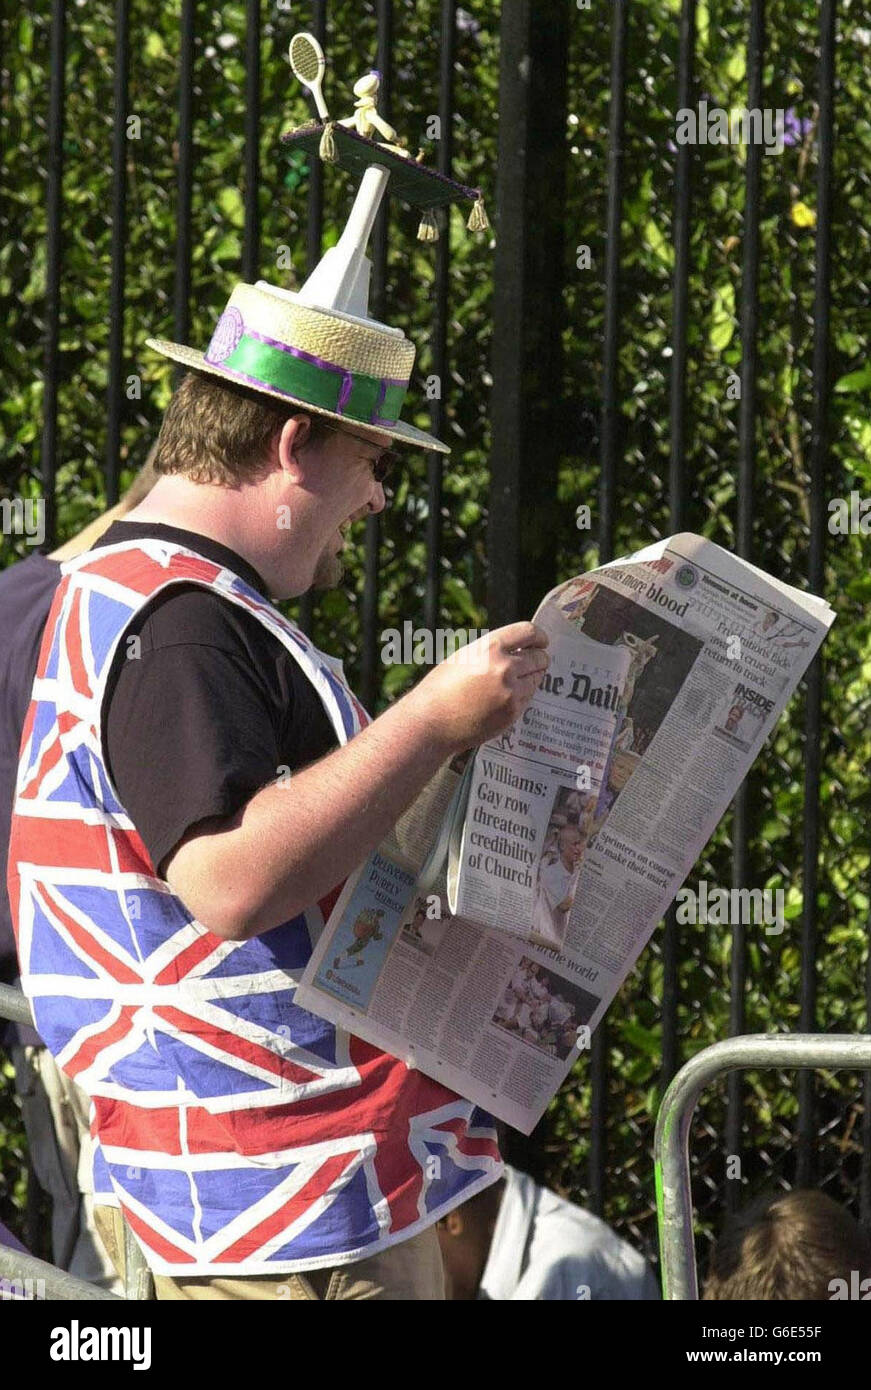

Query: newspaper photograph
<box><xmin>297</xmin><ymin>533</ymin><xmax>835</xmax><ymax>1133</ymax></box>
<box><xmin>450</xmin><ymin>615</ymin><xmax>631</xmax><ymax>945</ymax></box>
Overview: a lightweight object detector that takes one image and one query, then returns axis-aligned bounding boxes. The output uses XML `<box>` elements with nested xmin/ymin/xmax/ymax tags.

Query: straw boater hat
<box><xmin>147</xmin><ymin>34</ymin><xmax>489</xmax><ymax>458</ymax></box>
<box><xmin>146</xmin><ymin>279</ymin><xmax>442</xmax><ymax>452</ymax></box>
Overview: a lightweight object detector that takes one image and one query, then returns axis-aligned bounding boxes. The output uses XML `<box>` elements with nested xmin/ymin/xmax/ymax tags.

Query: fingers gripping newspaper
<box><xmin>296</xmin><ymin>534</ymin><xmax>834</xmax><ymax>1133</ymax></box>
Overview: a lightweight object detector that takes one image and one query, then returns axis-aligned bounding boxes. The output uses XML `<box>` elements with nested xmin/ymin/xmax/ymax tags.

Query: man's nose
<box><xmin>369</xmin><ymin>481</ymin><xmax>387</xmax><ymax>514</ymax></box>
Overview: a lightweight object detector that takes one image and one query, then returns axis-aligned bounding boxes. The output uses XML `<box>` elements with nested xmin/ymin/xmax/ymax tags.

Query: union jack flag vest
<box><xmin>8</xmin><ymin>538</ymin><xmax>501</xmax><ymax>1275</ymax></box>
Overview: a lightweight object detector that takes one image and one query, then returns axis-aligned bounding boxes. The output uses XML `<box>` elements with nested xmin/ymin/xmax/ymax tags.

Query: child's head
<box><xmin>703</xmin><ymin>1189</ymin><xmax>871</xmax><ymax>1300</ymax></box>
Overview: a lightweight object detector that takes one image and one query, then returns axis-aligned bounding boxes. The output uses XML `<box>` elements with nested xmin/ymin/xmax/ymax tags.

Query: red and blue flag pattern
<box><xmin>8</xmin><ymin>540</ymin><xmax>501</xmax><ymax>1274</ymax></box>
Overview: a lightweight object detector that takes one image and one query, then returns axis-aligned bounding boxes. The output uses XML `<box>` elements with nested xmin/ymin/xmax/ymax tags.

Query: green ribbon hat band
<box><xmin>206</xmin><ymin>314</ymin><xmax>408</xmax><ymax>427</ymax></box>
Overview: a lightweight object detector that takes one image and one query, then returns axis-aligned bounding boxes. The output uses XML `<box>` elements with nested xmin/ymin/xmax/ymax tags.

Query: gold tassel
<box><xmin>318</xmin><ymin>121</ymin><xmax>337</xmax><ymax>163</ymax></box>
<box><xmin>417</xmin><ymin>209</ymin><xmax>439</xmax><ymax>242</ymax></box>
<box><xmin>467</xmin><ymin>195</ymin><xmax>490</xmax><ymax>233</ymax></box>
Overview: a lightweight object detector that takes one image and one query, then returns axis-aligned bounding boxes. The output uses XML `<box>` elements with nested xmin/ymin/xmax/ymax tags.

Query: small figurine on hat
<box><xmin>146</xmin><ymin>32</ymin><xmax>489</xmax><ymax>457</ymax></box>
<box><xmin>338</xmin><ymin>70</ymin><xmax>408</xmax><ymax>158</ymax></box>
<box><xmin>285</xmin><ymin>30</ymin><xmax>489</xmax><ymax>243</ymax></box>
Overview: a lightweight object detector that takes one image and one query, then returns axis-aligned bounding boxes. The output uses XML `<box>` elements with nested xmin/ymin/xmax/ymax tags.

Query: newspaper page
<box><xmin>296</xmin><ymin>533</ymin><xmax>835</xmax><ymax>1133</ymax></box>
<box><xmin>542</xmin><ymin>531</ymin><xmax>833</xmax><ymax>1005</ymax></box>
<box><xmin>449</xmin><ymin>614</ymin><xmax>631</xmax><ymax>943</ymax></box>
<box><xmin>296</xmin><ymin>853</ymin><xmax>587</xmax><ymax>1132</ymax></box>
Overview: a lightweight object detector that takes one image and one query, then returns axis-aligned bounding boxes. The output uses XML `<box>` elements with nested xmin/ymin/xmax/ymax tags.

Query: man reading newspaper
<box><xmin>8</xmin><ymin>153</ymin><xmax>549</xmax><ymax>1296</ymax></box>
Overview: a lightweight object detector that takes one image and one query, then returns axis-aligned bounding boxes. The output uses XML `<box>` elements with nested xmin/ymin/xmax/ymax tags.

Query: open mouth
<box><xmin>334</xmin><ymin>505</ymin><xmax>369</xmax><ymax>552</ymax></box>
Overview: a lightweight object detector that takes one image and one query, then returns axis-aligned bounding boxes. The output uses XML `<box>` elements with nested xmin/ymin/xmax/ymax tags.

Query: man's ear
<box><xmin>276</xmin><ymin>414</ymin><xmax>314</xmax><ymax>482</ymax></box>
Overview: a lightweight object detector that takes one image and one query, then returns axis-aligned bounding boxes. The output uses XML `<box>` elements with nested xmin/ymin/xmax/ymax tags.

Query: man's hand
<box><xmin>164</xmin><ymin>623</ymin><xmax>548</xmax><ymax>941</ymax></box>
<box><xmin>409</xmin><ymin>622</ymin><xmax>549</xmax><ymax>750</ymax></box>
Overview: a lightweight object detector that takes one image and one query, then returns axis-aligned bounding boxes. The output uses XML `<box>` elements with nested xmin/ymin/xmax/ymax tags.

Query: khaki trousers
<box><xmin>13</xmin><ymin>1045</ymin><xmax>121</xmax><ymax>1292</ymax></box>
<box><xmin>94</xmin><ymin>1205</ymin><xmax>445</xmax><ymax>1300</ymax></box>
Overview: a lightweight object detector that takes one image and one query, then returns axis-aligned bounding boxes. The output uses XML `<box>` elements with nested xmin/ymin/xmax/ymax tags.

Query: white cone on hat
<box><xmin>147</xmin><ymin>150</ymin><xmax>449</xmax><ymax>453</ymax></box>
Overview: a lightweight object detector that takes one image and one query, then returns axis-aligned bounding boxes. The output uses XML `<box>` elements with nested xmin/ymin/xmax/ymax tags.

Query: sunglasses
<box><xmin>314</xmin><ymin>420</ymin><xmax>403</xmax><ymax>482</ymax></box>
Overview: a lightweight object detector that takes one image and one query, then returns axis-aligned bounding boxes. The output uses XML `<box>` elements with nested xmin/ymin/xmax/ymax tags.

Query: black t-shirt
<box><xmin>93</xmin><ymin>521</ymin><xmax>339</xmax><ymax>876</ymax></box>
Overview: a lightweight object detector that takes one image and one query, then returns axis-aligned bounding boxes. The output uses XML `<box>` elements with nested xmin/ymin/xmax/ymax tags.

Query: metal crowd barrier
<box><xmin>0</xmin><ymin>1241</ymin><xmax>122</xmax><ymax>1302</ymax></box>
<box><xmin>0</xmin><ymin>981</ymin><xmax>152</xmax><ymax>1300</ymax></box>
<box><xmin>655</xmin><ymin>1033</ymin><xmax>871</xmax><ymax>1300</ymax></box>
<box><xmin>0</xmin><ymin>982</ymin><xmax>37</xmax><ymax>1031</ymax></box>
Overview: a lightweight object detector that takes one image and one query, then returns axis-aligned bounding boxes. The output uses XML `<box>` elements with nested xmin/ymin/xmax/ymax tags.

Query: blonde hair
<box><xmin>703</xmin><ymin>1190</ymin><xmax>871</xmax><ymax>1300</ymax></box>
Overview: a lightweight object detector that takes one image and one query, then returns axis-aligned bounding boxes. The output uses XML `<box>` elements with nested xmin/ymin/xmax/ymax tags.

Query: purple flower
<box><xmin>456</xmin><ymin>8</ymin><xmax>480</xmax><ymax>36</ymax></box>
<box><xmin>206</xmin><ymin>307</ymin><xmax>244</xmax><ymax>365</ymax></box>
<box><xmin>781</xmin><ymin>108</ymin><xmax>813</xmax><ymax>147</ymax></box>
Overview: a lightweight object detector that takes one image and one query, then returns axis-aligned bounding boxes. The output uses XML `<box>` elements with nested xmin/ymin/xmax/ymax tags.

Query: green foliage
<box><xmin>550</xmin><ymin>0</ymin><xmax>871</xmax><ymax>1266</ymax></box>
<box><xmin>2</xmin><ymin>0</ymin><xmax>869</xmax><ymax>1276</ymax></box>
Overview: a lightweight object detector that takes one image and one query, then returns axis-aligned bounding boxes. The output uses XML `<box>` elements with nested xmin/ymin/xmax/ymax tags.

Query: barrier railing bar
<box><xmin>359</xmin><ymin>0</ymin><xmax>393</xmax><ymax>710</ymax></box>
<box><xmin>864</xmin><ymin>942</ymin><xmax>871</xmax><ymax>1226</ymax></box>
<box><xmin>0</xmin><ymin>1242</ymin><xmax>122</xmax><ymax>1302</ymax></box>
<box><xmin>659</xmin><ymin>0</ymin><xmax>698</xmax><ymax>1106</ymax></box>
<box><xmin>123</xmin><ymin>1217</ymin><xmax>155</xmax><ymax>1301</ymax></box>
<box><xmin>173</xmin><ymin>0</ymin><xmax>197</xmax><ymax>373</ymax></box>
<box><xmin>667</xmin><ymin>0</ymin><xmax>695</xmax><ymax>533</ymax></box>
<box><xmin>105</xmin><ymin>0</ymin><xmax>130</xmax><ymax>506</ymax></box>
<box><xmin>242</xmin><ymin>0</ymin><xmax>262</xmax><ymax>283</ymax></box>
<box><xmin>40</xmin><ymin>0</ymin><xmax>67</xmax><ymax>549</ymax></box>
<box><xmin>589</xmin><ymin>0</ymin><xmax>631</xmax><ymax>1218</ymax></box>
<box><xmin>0</xmin><ymin>982</ymin><xmax>36</xmax><ymax>1031</ymax></box>
<box><xmin>655</xmin><ymin>1033</ymin><xmax>871</xmax><ymax>1300</ymax></box>
<box><xmin>597</xmin><ymin>0</ymin><xmax>628</xmax><ymax>566</ymax></box>
<box><xmin>297</xmin><ymin>0</ymin><xmax>329</xmax><ymax>637</ymax></box>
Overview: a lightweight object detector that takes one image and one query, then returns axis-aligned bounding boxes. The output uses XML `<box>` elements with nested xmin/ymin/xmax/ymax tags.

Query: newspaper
<box><xmin>296</xmin><ymin>533</ymin><xmax>835</xmax><ymax>1133</ymax></box>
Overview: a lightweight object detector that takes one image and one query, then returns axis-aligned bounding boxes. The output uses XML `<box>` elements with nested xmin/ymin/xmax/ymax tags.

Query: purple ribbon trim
<box><xmin>370</xmin><ymin>375</ymin><xmax>407</xmax><ymax>427</ymax></box>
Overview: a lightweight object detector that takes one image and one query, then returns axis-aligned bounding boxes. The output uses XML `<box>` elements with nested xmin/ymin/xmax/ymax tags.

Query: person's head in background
<box><xmin>49</xmin><ymin>445</ymin><xmax>160</xmax><ymax>562</ymax></box>
<box><xmin>437</xmin><ymin>1178</ymin><xmax>505</xmax><ymax>1299</ymax></box>
<box><xmin>703</xmin><ymin>1189</ymin><xmax>871</xmax><ymax>1300</ymax></box>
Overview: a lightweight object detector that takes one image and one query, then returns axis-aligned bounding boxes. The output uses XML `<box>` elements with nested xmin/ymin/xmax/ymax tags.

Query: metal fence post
<box><xmin>488</xmin><ymin>0</ymin><xmax>569</xmax><ymax>627</ymax></box>
<box><xmin>123</xmin><ymin>1219</ymin><xmax>155</xmax><ymax>1300</ymax></box>
<box><xmin>0</xmin><ymin>982</ymin><xmax>37</xmax><ymax>1031</ymax></box>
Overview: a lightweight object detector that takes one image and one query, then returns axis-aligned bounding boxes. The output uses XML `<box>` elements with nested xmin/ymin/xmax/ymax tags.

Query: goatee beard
<box><xmin>311</xmin><ymin>550</ymin><xmax>343</xmax><ymax>590</ymax></box>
